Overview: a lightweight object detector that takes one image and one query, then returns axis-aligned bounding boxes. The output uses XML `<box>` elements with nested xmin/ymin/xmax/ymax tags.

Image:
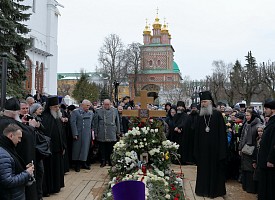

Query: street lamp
<box><xmin>0</xmin><ymin>53</ymin><xmax>8</xmax><ymax>111</ymax></box>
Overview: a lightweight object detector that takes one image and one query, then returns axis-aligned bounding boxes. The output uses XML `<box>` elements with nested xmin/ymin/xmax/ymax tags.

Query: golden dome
<box><xmin>161</xmin><ymin>23</ymin><xmax>169</xmax><ymax>34</ymax></box>
<box><xmin>143</xmin><ymin>19</ymin><xmax>151</xmax><ymax>35</ymax></box>
<box><xmin>152</xmin><ymin>8</ymin><xmax>161</xmax><ymax>29</ymax></box>
<box><xmin>152</xmin><ymin>16</ymin><xmax>161</xmax><ymax>30</ymax></box>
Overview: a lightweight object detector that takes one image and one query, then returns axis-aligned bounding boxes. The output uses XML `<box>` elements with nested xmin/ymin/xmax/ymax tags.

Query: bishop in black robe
<box><xmin>194</xmin><ymin>91</ymin><xmax>227</xmax><ymax>198</ymax></box>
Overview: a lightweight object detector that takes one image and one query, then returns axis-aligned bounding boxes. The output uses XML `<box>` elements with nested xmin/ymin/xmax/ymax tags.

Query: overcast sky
<box><xmin>57</xmin><ymin>0</ymin><xmax>275</xmax><ymax>80</ymax></box>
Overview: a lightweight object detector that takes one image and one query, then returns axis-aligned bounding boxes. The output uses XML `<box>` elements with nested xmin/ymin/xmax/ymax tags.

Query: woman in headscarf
<box><xmin>239</xmin><ymin>109</ymin><xmax>262</xmax><ymax>194</ymax></box>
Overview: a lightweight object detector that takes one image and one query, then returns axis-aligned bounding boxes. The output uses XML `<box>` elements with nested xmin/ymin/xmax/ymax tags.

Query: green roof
<box><xmin>138</xmin><ymin>69</ymin><xmax>178</xmax><ymax>74</ymax></box>
<box><xmin>173</xmin><ymin>61</ymin><xmax>180</xmax><ymax>73</ymax></box>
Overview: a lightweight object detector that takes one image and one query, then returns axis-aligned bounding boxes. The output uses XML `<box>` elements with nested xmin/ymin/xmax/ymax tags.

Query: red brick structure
<box><xmin>129</xmin><ymin>13</ymin><xmax>182</xmax><ymax>99</ymax></box>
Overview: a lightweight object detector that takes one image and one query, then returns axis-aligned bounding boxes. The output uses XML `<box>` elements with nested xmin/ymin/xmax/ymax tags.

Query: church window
<box><xmin>149</xmin><ymin>60</ymin><xmax>153</xmax><ymax>66</ymax></box>
<box><xmin>157</xmin><ymin>60</ymin><xmax>161</xmax><ymax>66</ymax></box>
<box><xmin>166</xmin><ymin>76</ymin><xmax>173</xmax><ymax>81</ymax></box>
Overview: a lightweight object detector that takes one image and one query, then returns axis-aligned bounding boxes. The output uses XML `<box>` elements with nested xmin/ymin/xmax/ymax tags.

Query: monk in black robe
<box><xmin>258</xmin><ymin>100</ymin><xmax>275</xmax><ymax>200</ymax></box>
<box><xmin>171</xmin><ymin>101</ymin><xmax>190</xmax><ymax>164</ymax></box>
<box><xmin>185</xmin><ymin>103</ymin><xmax>199</xmax><ymax>164</ymax></box>
<box><xmin>194</xmin><ymin>91</ymin><xmax>227</xmax><ymax>198</ymax></box>
<box><xmin>41</xmin><ymin>96</ymin><xmax>65</xmax><ymax>196</ymax></box>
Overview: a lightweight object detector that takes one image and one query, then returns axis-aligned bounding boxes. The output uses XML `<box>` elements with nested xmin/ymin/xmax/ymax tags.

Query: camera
<box><xmin>25</xmin><ymin>115</ymin><xmax>34</xmax><ymax>121</ymax></box>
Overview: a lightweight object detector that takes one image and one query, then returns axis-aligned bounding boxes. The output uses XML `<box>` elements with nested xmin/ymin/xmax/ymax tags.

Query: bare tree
<box><xmin>125</xmin><ymin>42</ymin><xmax>141</xmax><ymax>96</ymax></box>
<box><xmin>98</xmin><ymin>34</ymin><xmax>125</xmax><ymax>99</ymax></box>
<box><xmin>58</xmin><ymin>83</ymin><xmax>71</xmax><ymax>97</ymax></box>
<box><xmin>260</xmin><ymin>61</ymin><xmax>275</xmax><ymax>99</ymax></box>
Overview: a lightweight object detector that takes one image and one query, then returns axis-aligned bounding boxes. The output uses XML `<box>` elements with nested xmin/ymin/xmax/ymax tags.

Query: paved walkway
<box><xmin>45</xmin><ymin>164</ymin><xmax>257</xmax><ymax>200</ymax></box>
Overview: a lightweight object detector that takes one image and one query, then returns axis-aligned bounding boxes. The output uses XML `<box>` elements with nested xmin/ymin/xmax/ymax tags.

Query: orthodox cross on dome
<box><xmin>122</xmin><ymin>90</ymin><xmax>166</xmax><ymax>122</ymax></box>
<box><xmin>156</xmin><ymin>7</ymin><xmax>159</xmax><ymax>15</ymax></box>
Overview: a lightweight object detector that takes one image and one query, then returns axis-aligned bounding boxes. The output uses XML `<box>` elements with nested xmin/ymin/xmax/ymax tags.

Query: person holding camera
<box><xmin>0</xmin><ymin>98</ymin><xmax>39</xmax><ymax>199</ymax></box>
<box><xmin>0</xmin><ymin>124</ymin><xmax>35</xmax><ymax>200</ymax></box>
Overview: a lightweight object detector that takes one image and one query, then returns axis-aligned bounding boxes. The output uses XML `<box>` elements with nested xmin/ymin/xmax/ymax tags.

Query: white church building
<box><xmin>23</xmin><ymin>0</ymin><xmax>63</xmax><ymax>95</ymax></box>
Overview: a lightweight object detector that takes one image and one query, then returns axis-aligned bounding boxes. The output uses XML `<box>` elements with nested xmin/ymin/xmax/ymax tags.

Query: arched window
<box><xmin>157</xmin><ymin>60</ymin><xmax>161</xmax><ymax>66</ymax></box>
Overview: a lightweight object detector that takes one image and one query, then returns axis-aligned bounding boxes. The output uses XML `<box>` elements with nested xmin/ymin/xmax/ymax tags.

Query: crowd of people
<box><xmin>0</xmin><ymin>91</ymin><xmax>274</xmax><ymax>200</ymax></box>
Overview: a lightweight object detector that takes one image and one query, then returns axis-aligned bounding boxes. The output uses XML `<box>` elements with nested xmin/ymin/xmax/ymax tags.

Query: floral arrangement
<box><xmin>102</xmin><ymin>117</ymin><xmax>185</xmax><ymax>200</ymax></box>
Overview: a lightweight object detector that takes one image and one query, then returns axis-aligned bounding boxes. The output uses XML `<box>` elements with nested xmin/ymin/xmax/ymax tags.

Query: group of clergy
<box><xmin>162</xmin><ymin>92</ymin><xmax>275</xmax><ymax>200</ymax></box>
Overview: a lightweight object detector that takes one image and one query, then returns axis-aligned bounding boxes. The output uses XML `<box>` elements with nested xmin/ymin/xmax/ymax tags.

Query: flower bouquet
<box><xmin>102</xmin><ymin>117</ymin><xmax>185</xmax><ymax>200</ymax></box>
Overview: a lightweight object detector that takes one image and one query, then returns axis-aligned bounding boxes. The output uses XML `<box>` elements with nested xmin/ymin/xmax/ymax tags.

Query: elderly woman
<box><xmin>239</xmin><ymin>109</ymin><xmax>262</xmax><ymax>194</ymax></box>
<box><xmin>29</xmin><ymin>103</ymin><xmax>45</xmax><ymax>200</ymax></box>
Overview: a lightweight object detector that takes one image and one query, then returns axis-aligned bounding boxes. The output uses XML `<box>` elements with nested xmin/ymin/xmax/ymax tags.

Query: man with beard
<box><xmin>194</xmin><ymin>91</ymin><xmax>227</xmax><ymax>198</ymax></box>
<box><xmin>93</xmin><ymin>99</ymin><xmax>120</xmax><ymax>167</ymax></box>
<box><xmin>70</xmin><ymin>100</ymin><xmax>93</xmax><ymax>172</ymax></box>
<box><xmin>41</xmin><ymin>96</ymin><xmax>65</xmax><ymax>196</ymax></box>
<box><xmin>257</xmin><ymin>100</ymin><xmax>275</xmax><ymax>200</ymax></box>
<box><xmin>172</xmin><ymin>101</ymin><xmax>190</xmax><ymax>164</ymax></box>
<box><xmin>0</xmin><ymin>98</ymin><xmax>38</xmax><ymax>200</ymax></box>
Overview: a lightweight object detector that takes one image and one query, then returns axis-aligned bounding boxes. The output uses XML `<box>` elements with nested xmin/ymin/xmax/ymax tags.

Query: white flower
<box><xmin>157</xmin><ymin>171</ymin><xmax>164</xmax><ymax>177</ymax></box>
<box><xmin>107</xmin><ymin>192</ymin><xmax>112</xmax><ymax>197</ymax></box>
<box><xmin>165</xmin><ymin>194</ymin><xmax>170</xmax><ymax>199</ymax></box>
<box><xmin>136</xmin><ymin>127</ymin><xmax>140</xmax><ymax>131</ymax></box>
<box><xmin>155</xmin><ymin>129</ymin><xmax>158</xmax><ymax>133</ymax></box>
<box><xmin>143</xmin><ymin>138</ymin><xmax>146</xmax><ymax>141</ymax></box>
<box><xmin>134</xmin><ymin>140</ymin><xmax>138</xmax><ymax>143</ymax></box>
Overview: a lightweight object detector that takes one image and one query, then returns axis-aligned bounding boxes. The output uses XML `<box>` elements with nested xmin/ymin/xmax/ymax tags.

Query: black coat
<box><xmin>0</xmin><ymin>136</ymin><xmax>31</xmax><ymax>200</ymax></box>
<box><xmin>258</xmin><ymin>115</ymin><xmax>275</xmax><ymax>200</ymax></box>
<box><xmin>258</xmin><ymin>115</ymin><xmax>275</xmax><ymax>168</ymax></box>
<box><xmin>0</xmin><ymin>116</ymin><xmax>38</xmax><ymax>200</ymax></box>
<box><xmin>194</xmin><ymin>110</ymin><xmax>227</xmax><ymax>198</ymax></box>
<box><xmin>171</xmin><ymin>112</ymin><xmax>190</xmax><ymax>163</ymax></box>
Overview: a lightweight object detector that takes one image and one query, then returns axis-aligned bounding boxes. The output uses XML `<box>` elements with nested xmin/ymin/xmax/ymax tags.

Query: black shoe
<box><xmin>100</xmin><ymin>162</ymin><xmax>106</xmax><ymax>168</ymax></box>
<box><xmin>75</xmin><ymin>165</ymin><xmax>80</xmax><ymax>172</ymax></box>
<box><xmin>82</xmin><ymin>164</ymin><xmax>91</xmax><ymax>170</ymax></box>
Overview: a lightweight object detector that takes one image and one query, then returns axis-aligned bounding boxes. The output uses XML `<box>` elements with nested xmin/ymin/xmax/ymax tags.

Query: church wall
<box><xmin>23</xmin><ymin>0</ymin><xmax>61</xmax><ymax>95</ymax></box>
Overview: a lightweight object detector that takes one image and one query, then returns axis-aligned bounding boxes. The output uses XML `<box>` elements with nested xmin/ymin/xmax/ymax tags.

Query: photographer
<box><xmin>0</xmin><ymin>98</ymin><xmax>39</xmax><ymax>199</ymax></box>
<box><xmin>0</xmin><ymin>124</ymin><xmax>35</xmax><ymax>200</ymax></box>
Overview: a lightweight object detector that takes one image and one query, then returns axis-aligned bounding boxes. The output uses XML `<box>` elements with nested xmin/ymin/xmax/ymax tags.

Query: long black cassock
<box><xmin>194</xmin><ymin>109</ymin><xmax>227</xmax><ymax>198</ymax></box>
<box><xmin>41</xmin><ymin>111</ymin><xmax>65</xmax><ymax>194</ymax></box>
<box><xmin>258</xmin><ymin>115</ymin><xmax>275</xmax><ymax>200</ymax></box>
